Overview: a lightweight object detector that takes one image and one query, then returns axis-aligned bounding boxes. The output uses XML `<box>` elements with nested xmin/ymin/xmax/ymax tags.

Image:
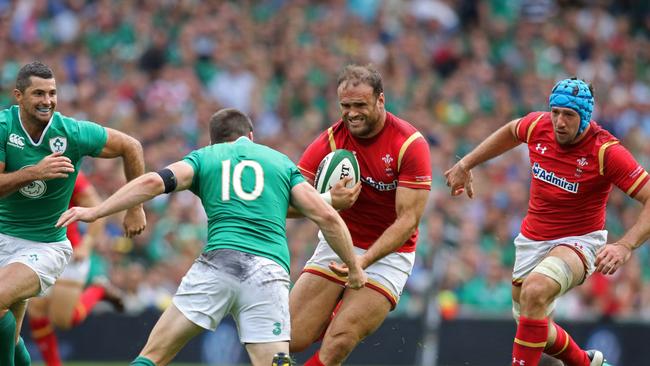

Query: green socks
<box><xmin>0</xmin><ymin>311</ymin><xmax>16</xmax><ymax>366</ymax></box>
<box><xmin>130</xmin><ymin>356</ymin><xmax>156</xmax><ymax>366</ymax></box>
<box><xmin>14</xmin><ymin>337</ymin><xmax>30</xmax><ymax>366</ymax></box>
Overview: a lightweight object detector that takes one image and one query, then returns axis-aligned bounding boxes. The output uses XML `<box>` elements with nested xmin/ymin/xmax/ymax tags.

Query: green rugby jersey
<box><xmin>183</xmin><ymin>137</ymin><xmax>305</xmax><ymax>273</ymax></box>
<box><xmin>0</xmin><ymin>106</ymin><xmax>107</xmax><ymax>242</ymax></box>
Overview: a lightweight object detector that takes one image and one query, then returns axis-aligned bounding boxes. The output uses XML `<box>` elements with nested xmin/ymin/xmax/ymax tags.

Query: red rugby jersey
<box><xmin>516</xmin><ymin>111</ymin><xmax>649</xmax><ymax>240</ymax></box>
<box><xmin>298</xmin><ymin>112</ymin><xmax>432</xmax><ymax>253</ymax></box>
<box><xmin>67</xmin><ymin>171</ymin><xmax>90</xmax><ymax>248</ymax></box>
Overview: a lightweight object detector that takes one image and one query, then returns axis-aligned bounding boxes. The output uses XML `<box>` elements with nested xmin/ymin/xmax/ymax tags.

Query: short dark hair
<box><xmin>336</xmin><ymin>64</ymin><xmax>383</xmax><ymax>98</ymax></box>
<box><xmin>16</xmin><ymin>61</ymin><xmax>54</xmax><ymax>92</ymax></box>
<box><xmin>209</xmin><ymin>108</ymin><xmax>254</xmax><ymax>144</ymax></box>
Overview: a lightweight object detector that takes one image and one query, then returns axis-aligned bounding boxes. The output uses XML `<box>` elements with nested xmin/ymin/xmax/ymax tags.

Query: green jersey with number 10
<box><xmin>183</xmin><ymin>137</ymin><xmax>305</xmax><ymax>273</ymax></box>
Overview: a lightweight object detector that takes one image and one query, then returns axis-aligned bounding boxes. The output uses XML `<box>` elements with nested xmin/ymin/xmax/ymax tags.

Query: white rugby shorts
<box><xmin>303</xmin><ymin>234</ymin><xmax>415</xmax><ymax>309</ymax></box>
<box><xmin>512</xmin><ymin>229</ymin><xmax>608</xmax><ymax>284</ymax></box>
<box><xmin>0</xmin><ymin>232</ymin><xmax>72</xmax><ymax>295</ymax></box>
<box><xmin>173</xmin><ymin>249</ymin><xmax>291</xmax><ymax>343</ymax></box>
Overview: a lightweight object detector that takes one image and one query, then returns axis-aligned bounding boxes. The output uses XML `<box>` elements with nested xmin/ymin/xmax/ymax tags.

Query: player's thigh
<box><xmin>245</xmin><ymin>341</ymin><xmax>289</xmax><ymax>366</ymax></box>
<box><xmin>235</xmin><ymin>258</ymin><xmax>291</xmax><ymax>344</ymax></box>
<box><xmin>0</xmin><ymin>263</ymin><xmax>40</xmax><ymax>310</ymax></box>
<box><xmin>546</xmin><ymin>245</ymin><xmax>587</xmax><ymax>288</ymax></box>
<box><xmin>140</xmin><ymin>304</ymin><xmax>204</xmax><ymax>366</ymax></box>
<box><xmin>289</xmin><ymin>272</ymin><xmax>344</xmax><ymax>346</ymax></box>
<box><xmin>325</xmin><ymin>287</ymin><xmax>391</xmax><ymax>344</ymax></box>
<box><xmin>48</xmin><ymin>279</ymin><xmax>84</xmax><ymax>328</ymax></box>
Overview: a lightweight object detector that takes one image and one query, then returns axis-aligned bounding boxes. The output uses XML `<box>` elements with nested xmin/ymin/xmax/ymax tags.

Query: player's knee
<box><xmin>520</xmin><ymin>279</ymin><xmax>555</xmax><ymax>311</ymax></box>
<box><xmin>321</xmin><ymin>330</ymin><xmax>359</xmax><ymax>363</ymax></box>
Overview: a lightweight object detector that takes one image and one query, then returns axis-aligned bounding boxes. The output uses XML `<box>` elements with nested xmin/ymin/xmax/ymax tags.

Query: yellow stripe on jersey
<box><xmin>626</xmin><ymin>171</ymin><xmax>648</xmax><ymax>196</ymax></box>
<box><xmin>327</xmin><ymin>126</ymin><xmax>337</xmax><ymax>152</ymax></box>
<box><xmin>598</xmin><ymin>140</ymin><xmax>620</xmax><ymax>175</ymax></box>
<box><xmin>526</xmin><ymin>114</ymin><xmax>544</xmax><ymax>143</ymax></box>
<box><xmin>367</xmin><ymin>278</ymin><xmax>398</xmax><ymax>304</ymax></box>
<box><xmin>397</xmin><ymin>132</ymin><xmax>423</xmax><ymax>172</ymax></box>
<box><xmin>399</xmin><ymin>180</ymin><xmax>432</xmax><ymax>186</ymax></box>
<box><xmin>514</xmin><ymin>338</ymin><xmax>547</xmax><ymax>348</ymax></box>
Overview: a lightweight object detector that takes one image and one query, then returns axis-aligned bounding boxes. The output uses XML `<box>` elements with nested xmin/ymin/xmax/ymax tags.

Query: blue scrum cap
<box><xmin>549</xmin><ymin>77</ymin><xmax>594</xmax><ymax>135</ymax></box>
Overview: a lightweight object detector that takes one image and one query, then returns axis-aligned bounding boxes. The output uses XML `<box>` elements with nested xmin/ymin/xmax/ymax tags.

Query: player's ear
<box><xmin>376</xmin><ymin>92</ymin><xmax>385</xmax><ymax>108</ymax></box>
<box><xmin>248</xmin><ymin>131</ymin><xmax>254</xmax><ymax>142</ymax></box>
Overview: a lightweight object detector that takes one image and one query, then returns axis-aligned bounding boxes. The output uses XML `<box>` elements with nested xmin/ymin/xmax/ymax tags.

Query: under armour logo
<box><xmin>513</xmin><ymin>358</ymin><xmax>526</xmax><ymax>366</ymax></box>
<box><xmin>536</xmin><ymin>143</ymin><xmax>547</xmax><ymax>154</ymax></box>
<box><xmin>573</xmin><ymin>242</ymin><xmax>584</xmax><ymax>250</ymax></box>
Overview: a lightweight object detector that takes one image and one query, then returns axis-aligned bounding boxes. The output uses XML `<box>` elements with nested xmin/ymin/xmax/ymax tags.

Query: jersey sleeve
<box><xmin>603</xmin><ymin>143</ymin><xmax>649</xmax><ymax>197</ymax></box>
<box><xmin>515</xmin><ymin>112</ymin><xmax>545</xmax><ymax>143</ymax></box>
<box><xmin>182</xmin><ymin>149</ymin><xmax>202</xmax><ymax>194</ymax></box>
<box><xmin>397</xmin><ymin>135</ymin><xmax>432</xmax><ymax>190</ymax></box>
<box><xmin>287</xmin><ymin>159</ymin><xmax>306</xmax><ymax>188</ymax></box>
<box><xmin>297</xmin><ymin>131</ymin><xmax>331</xmax><ymax>182</ymax></box>
<box><xmin>77</xmin><ymin>120</ymin><xmax>108</xmax><ymax>157</ymax></box>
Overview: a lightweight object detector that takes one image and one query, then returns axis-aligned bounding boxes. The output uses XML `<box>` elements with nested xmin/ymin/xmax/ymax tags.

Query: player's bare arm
<box><xmin>290</xmin><ymin>181</ymin><xmax>367</xmax><ymax>289</ymax></box>
<box><xmin>57</xmin><ymin>161</ymin><xmax>195</xmax><ymax>229</ymax></box>
<box><xmin>331</xmin><ymin>187</ymin><xmax>428</xmax><ymax>275</ymax></box>
<box><xmin>97</xmin><ymin>128</ymin><xmax>146</xmax><ymax>236</ymax></box>
<box><xmin>596</xmin><ymin>182</ymin><xmax>650</xmax><ymax>275</ymax></box>
<box><xmin>70</xmin><ymin>183</ymin><xmax>104</xmax><ymax>261</ymax></box>
<box><xmin>0</xmin><ymin>153</ymin><xmax>74</xmax><ymax>198</ymax></box>
<box><xmin>287</xmin><ymin>176</ymin><xmax>362</xmax><ymax>218</ymax></box>
<box><xmin>445</xmin><ymin>118</ymin><xmax>521</xmax><ymax>198</ymax></box>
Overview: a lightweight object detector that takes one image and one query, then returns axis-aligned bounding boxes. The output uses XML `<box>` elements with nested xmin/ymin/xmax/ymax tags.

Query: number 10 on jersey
<box><xmin>221</xmin><ymin>160</ymin><xmax>265</xmax><ymax>201</ymax></box>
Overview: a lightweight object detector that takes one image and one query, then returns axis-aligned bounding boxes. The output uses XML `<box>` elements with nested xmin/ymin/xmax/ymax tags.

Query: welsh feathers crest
<box><xmin>49</xmin><ymin>136</ymin><xmax>67</xmax><ymax>153</ymax></box>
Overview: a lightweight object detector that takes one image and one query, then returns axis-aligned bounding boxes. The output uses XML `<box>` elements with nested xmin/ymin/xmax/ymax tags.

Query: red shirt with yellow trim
<box><xmin>516</xmin><ymin>111</ymin><xmax>649</xmax><ymax>241</ymax></box>
<box><xmin>298</xmin><ymin>112</ymin><xmax>432</xmax><ymax>253</ymax></box>
<box><xmin>67</xmin><ymin>171</ymin><xmax>90</xmax><ymax>248</ymax></box>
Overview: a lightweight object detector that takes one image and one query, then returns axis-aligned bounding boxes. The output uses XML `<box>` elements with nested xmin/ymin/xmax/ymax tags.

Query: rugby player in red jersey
<box><xmin>290</xmin><ymin>64</ymin><xmax>432</xmax><ymax>366</ymax></box>
<box><xmin>445</xmin><ymin>78</ymin><xmax>650</xmax><ymax>366</ymax></box>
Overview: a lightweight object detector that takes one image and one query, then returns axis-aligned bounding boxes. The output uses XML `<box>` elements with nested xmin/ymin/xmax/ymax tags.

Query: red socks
<box><xmin>305</xmin><ymin>350</ymin><xmax>326</xmax><ymax>366</ymax></box>
<box><xmin>71</xmin><ymin>285</ymin><xmax>106</xmax><ymax>326</ymax></box>
<box><xmin>545</xmin><ymin>323</ymin><xmax>590</xmax><ymax>366</ymax></box>
<box><xmin>512</xmin><ymin>316</ymin><xmax>548</xmax><ymax>366</ymax></box>
<box><xmin>29</xmin><ymin>317</ymin><xmax>62</xmax><ymax>366</ymax></box>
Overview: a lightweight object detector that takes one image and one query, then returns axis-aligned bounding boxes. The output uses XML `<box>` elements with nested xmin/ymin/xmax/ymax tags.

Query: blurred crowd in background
<box><xmin>1</xmin><ymin>0</ymin><xmax>649</xmax><ymax>322</ymax></box>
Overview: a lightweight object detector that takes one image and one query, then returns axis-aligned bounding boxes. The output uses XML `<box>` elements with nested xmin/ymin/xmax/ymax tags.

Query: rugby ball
<box><xmin>314</xmin><ymin>149</ymin><xmax>360</xmax><ymax>193</ymax></box>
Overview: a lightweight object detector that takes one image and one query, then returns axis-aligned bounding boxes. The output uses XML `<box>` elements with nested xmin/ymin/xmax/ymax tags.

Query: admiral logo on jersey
<box><xmin>8</xmin><ymin>133</ymin><xmax>25</xmax><ymax>149</ymax></box>
<box><xmin>531</xmin><ymin>162</ymin><xmax>579</xmax><ymax>193</ymax></box>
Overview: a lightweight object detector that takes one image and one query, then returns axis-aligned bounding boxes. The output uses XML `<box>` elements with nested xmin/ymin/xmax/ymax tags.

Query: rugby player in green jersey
<box><xmin>57</xmin><ymin>108</ymin><xmax>367</xmax><ymax>366</ymax></box>
<box><xmin>0</xmin><ymin>61</ymin><xmax>145</xmax><ymax>365</ymax></box>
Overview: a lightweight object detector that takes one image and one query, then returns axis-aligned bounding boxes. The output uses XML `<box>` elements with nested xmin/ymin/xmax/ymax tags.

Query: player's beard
<box><xmin>345</xmin><ymin>111</ymin><xmax>380</xmax><ymax>138</ymax></box>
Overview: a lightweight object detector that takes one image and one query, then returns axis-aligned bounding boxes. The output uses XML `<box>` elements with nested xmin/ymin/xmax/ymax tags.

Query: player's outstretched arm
<box><xmin>97</xmin><ymin>128</ymin><xmax>146</xmax><ymax>236</ymax></box>
<box><xmin>0</xmin><ymin>152</ymin><xmax>74</xmax><ymax>198</ymax></box>
<box><xmin>290</xmin><ymin>182</ymin><xmax>367</xmax><ymax>289</ymax></box>
<box><xmin>56</xmin><ymin>161</ymin><xmax>195</xmax><ymax>230</ymax></box>
<box><xmin>596</xmin><ymin>183</ymin><xmax>650</xmax><ymax>275</ymax></box>
<box><xmin>445</xmin><ymin>118</ymin><xmax>521</xmax><ymax>197</ymax></box>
